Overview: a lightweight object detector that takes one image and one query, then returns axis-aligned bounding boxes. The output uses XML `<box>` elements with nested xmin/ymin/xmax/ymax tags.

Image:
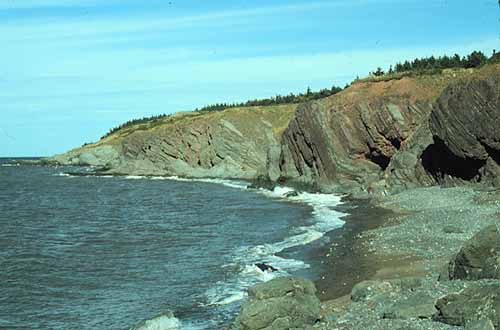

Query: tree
<box><xmin>465</xmin><ymin>51</ymin><xmax>488</xmax><ymax>68</ymax></box>
<box><xmin>373</xmin><ymin>67</ymin><xmax>385</xmax><ymax>76</ymax></box>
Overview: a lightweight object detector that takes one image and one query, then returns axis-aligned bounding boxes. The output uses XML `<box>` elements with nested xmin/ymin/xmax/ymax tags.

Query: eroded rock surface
<box><xmin>231</xmin><ymin>277</ymin><xmax>320</xmax><ymax>330</ymax></box>
<box><xmin>426</xmin><ymin>71</ymin><xmax>500</xmax><ymax>186</ymax></box>
<box><xmin>449</xmin><ymin>224</ymin><xmax>500</xmax><ymax>280</ymax></box>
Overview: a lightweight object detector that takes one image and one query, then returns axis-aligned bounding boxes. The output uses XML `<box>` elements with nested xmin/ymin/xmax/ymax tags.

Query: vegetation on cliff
<box><xmin>100</xmin><ymin>49</ymin><xmax>497</xmax><ymax>144</ymax></box>
<box><xmin>100</xmin><ymin>85</ymin><xmax>343</xmax><ymax>140</ymax></box>
<box><xmin>367</xmin><ymin>50</ymin><xmax>498</xmax><ymax>81</ymax></box>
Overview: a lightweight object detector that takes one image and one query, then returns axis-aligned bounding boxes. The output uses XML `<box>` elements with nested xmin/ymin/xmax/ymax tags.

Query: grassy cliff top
<box><xmin>85</xmin><ymin>59</ymin><xmax>500</xmax><ymax>150</ymax></box>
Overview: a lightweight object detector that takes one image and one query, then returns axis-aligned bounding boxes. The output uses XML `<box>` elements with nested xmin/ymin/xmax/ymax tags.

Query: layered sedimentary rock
<box><xmin>424</xmin><ymin>69</ymin><xmax>500</xmax><ymax>186</ymax></box>
<box><xmin>278</xmin><ymin>65</ymin><xmax>500</xmax><ymax>194</ymax></box>
<box><xmin>47</xmin><ymin>64</ymin><xmax>500</xmax><ymax>192</ymax></box>
<box><xmin>277</xmin><ymin>74</ymin><xmax>452</xmax><ymax>193</ymax></box>
<box><xmin>47</xmin><ymin>105</ymin><xmax>297</xmax><ymax>179</ymax></box>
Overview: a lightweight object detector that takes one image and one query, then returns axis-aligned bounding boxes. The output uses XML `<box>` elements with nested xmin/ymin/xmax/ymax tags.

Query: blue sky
<box><xmin>1</xmin><ymin>0</ymin><xmax>499</xmax><ymax>157</ymax></box>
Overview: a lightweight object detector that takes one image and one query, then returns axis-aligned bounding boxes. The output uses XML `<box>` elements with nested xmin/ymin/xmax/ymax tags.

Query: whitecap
<box><xmin>125</xmin><ymin>175</ymin><xmax>145</xmax><ymax>180</ymax></box>
<box><xmin>131</xmin><ymin>312</ymin><xmax>181</xmax><ymax>330</ymax></box>
<box><xmin>203</xmin><ymin>185</ymin><xmax>347</xmax><ymax>307</ymax></box>
<box><xmin>162</xmin><ymin>176</ymin><xmax>249</xmax><ymax>190</ymax></box>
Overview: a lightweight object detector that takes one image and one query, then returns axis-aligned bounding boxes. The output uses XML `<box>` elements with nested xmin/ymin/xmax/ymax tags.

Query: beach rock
<box><xmin>434</xmin><ymin>282</ymin><xmax>500</xmax><ymax>327</ymax></box>
<box><xmin>449</xmin><ymin>224</ymin><xmax>500</xmax><ymax>280</ymax></box>
<box><xmin>351</xmin><ymin>277</ymin><xmax>424</xmax><ymax>303</ymax></box>
<box><xmin>351</xmin><ymin>280</ymin><xmax>397</xmax><ymax>302</ymax></box>
<box><xmin>465</xmin><ymin>318</ymin><xmax>495</xmax><ymax>330</ymax></box>
<box><xmin>232</xmin><ymin>277</ymin><xmax>320</xmax><ymax>330</ymax></box>
<box><xmin>383</xmin><ymin>292</ymin><xmax>437</xmax><ymax>320</ymax></box>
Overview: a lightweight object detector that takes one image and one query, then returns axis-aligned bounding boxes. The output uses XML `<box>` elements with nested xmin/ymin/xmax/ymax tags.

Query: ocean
<box><xmin>0</xmin><ymin>158</ymin><xmax>346</xmax><ymax>330</ymax></box>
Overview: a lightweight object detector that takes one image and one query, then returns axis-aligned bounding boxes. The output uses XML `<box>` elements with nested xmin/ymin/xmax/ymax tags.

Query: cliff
<box><xmin>47</xmin><ymin>64</ymin><xmax>500</xmax><ymax>193</ymax></box>
<box><xmin>277</xmin><ymin>64</ymin><xmax>500</xmax><ymax>194</ymax></box>
<box><xmin>47</xmin><ymin>104</ymin><xmax>297</xmax><ymax>179</ymax></box>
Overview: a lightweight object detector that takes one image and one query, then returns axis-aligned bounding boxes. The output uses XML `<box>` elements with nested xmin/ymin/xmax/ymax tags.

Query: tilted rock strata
<box><xmin>47</xmin><ymin>105</ymin><xmax>297</xmax><ymax>179</ymax></box>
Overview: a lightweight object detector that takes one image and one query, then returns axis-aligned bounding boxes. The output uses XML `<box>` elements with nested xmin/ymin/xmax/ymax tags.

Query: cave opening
<box><xmin>388</xmin><ymin>137</ymin><xmax>402</xmax><ymax>150</ymax></box>
<box><xmin>367</xmin><ymin>149</ymin><xmax>391</xmax><ymax>170</ymax></box>
<box><xmin>420</xmin><ymin>137</ymin><xmax>486</xmax><ymax>182</ymax></box>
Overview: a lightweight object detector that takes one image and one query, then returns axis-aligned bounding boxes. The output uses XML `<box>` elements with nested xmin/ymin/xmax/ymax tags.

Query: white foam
<box><xmin>131</xmin><ymin>313</ymin><xmax>181</xmax><ymax>330</ymax></box>
<box><xmin>203</xmin><ymin>185</ymin><xmax>347</xmax><ymax>307</ymax></box>
<box><xmin>162</xmin><ymin>176</ymin><xmax>249</xmax><ymax>190</ymax></box>
<box><xmin>125</xmin><ymin>175</ymin><xmax>145</xmax><ymax>180</ymax></box>
<box><xmin>55</xmin><ymin>172</ymin><xmax>72</xmax><ymax>177</ymax></box>
<box><xmin>1</xmin><ymin>163</ymin><xmax>18</xmax><ymax>167</ymax></box>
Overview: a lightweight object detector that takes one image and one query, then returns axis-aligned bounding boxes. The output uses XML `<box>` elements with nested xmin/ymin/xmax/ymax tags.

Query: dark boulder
<box><xmin>284</xmin><ymin>190</ymin><xmax>299</xmax><ymax>198</ymax></box>
<box><xmin>255</xmin><ymin>263</ymin><xmax>279</xmax><ymax>272</ymax></box>
<box><xmin>449</xmin><ymin>224</ymin><xmax>500</xmax><ymax>280</ymax></box>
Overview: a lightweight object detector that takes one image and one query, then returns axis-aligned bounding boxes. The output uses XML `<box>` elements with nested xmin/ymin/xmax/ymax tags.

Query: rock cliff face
<box><xmin>48</xmin><ymin>105</ymin><xmax>296</xmax><ymax>179</ymax></box>
<box><xmin>277</xmin><ymin>74</ymin><xmax>453</xmax><ymax>193</ymax></box>
<box><xmin>48</xmin><ymin>64</ymin><xmax>500</xmax><ymax>192</ymax></box>
<box><xmin>277</xmin><ymin>65</ymin><xmax>500</xmax><ymax>194</ymax></box>
<box><xmin>424</xmin><ymin>69</ymin><xmax>500</xmax><ymax>186</ymax></box>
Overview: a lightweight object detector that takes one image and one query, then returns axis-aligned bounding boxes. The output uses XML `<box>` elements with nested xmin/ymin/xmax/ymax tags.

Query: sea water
<box><xmin>0</xmin><ymin>158</ymin><xmax>346</xmax><ymax>330</ymax></box>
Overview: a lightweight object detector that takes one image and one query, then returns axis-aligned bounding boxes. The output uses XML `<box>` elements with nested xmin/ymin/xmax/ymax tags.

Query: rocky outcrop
<box><xmin>424</xmin><ymin>71</ymin><xmax>500</xmax><ymax>186</ymax></box>
<box><xmin>449</xmin><ymin>224</ymin><xmax>500</xmax><ymax>280</ymax></box>
<box><xmin>231</xmin><ymin>277</ymin><xmax>320</xmax><ymax>330</ymax></box>
<box><xmin>47</xmin><ymin>105</ymin><xmax>296</xmax><ymax>179</ymax></box>
<box><xmin>48</xmin><ymin>145</ymin><xmax>123</xmax><ymax>168</ymax></box>
<box><xmin>278</xmin><ymin>73</ymin><xmax>459</xmax><ymax>193</ymax></box>
<box><xmin>319</xmin><ymin>224</ymin><xmax>500</xmax><ymax>330</ymax></box>
<box><xmin>278</xmin><ymin>65</ymin><xmax>500</xmax><ymax>194</ymax></box>
<box><xmin>435</xmin><ymin>282</ymin><xmax>500</xmax><ymax>328</ymax></box>
<box><xmin>46</xmin><ymin>64</ymin><xmax>500</xmax><ymax>192</ymax></box>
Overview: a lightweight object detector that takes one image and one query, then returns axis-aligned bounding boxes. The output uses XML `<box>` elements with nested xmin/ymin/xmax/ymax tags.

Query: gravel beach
<box><xmin>315</xmin><ymin>186</ymin><xmax>500</xmax><ymax>330</ymax></box>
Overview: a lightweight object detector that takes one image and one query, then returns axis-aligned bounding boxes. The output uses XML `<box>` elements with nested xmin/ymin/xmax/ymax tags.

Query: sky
<box><xmin>1</xmin><ymin>0</ymin><xmax>499</xmax><ymax>157</ymax></box>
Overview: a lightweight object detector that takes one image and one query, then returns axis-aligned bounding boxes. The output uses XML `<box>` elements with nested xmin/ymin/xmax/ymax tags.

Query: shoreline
<box><xmin>309</xmin><ymin>186</ymin><xmax>500</xmax><ymax>329</ymax></box>
<box><xmin>313</xmin><ymin>196</ymin><xmax>403</xmax><ymax>301</ymax></box>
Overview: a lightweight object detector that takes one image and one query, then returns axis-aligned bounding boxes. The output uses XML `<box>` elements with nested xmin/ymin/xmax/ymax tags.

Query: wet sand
<box><xmin>313</xmin><ymin>197</ymin><xmax>425</xmax><ymax>301</ymax></box>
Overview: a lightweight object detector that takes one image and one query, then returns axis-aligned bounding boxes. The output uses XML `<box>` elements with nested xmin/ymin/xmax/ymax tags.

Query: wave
<box><xmin>152</xmin><ymin>176</ymin><xmax>249</xmax><ymax>190</ymax></box>
<box><xmin>131</xmin><ymin>312</ymin><xmax>206</xmax><ymax>330</ymax></box>
<box><xmin>203</xmin><ymin>185</ymin><xmax>346</xmax><ymax>307</ymax></box>
<box><xmin>1</xmin><ymin>163</ymin><xmax>19</xmax><ymax>167</ymax></box>
<box><xmin>54</xmin><ymin>171</ymin><xmax>345</xmax><ymax>314</ymax></box>
<box><xmin>131</xmin><ymin>312</ymin><xmax>181</xmax><ymax>330</ymax></box>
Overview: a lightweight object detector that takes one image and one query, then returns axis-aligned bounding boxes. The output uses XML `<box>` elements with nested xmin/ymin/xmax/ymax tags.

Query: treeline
<box><xmin>100</xmin><ymin>85</ymin><xmax>344</xmax><ymax>139</ymax></box>
<box><xmin>102</xmin><ymin>114</ymin><xmax>168</xmax><ymax>139</ymax></box>
<box><xmin>194</xmin><ymin>85</ymin><xmax>344</xmax><ymax>112</ymax></box>
<box><xmin>370</xmin><ymin>50</ymin><xmax>499</xmax><ymax>77</ymax></box>
<box><xmin>100</xmin><ymin>50</ymin><xmax>499</xmax><ymax>140</ymax></box>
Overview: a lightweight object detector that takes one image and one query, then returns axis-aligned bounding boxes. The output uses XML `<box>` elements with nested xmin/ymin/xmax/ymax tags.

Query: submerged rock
<box><xmin>449</xmin><ymin>224</ymin><xmax>500</xmax><ymax>280</ymax></box>
<box><xmin>232</xmin><ymin>277</ymin><xmax>320</xmax><ymax>330</ymax></box>
<box><xmin>255</xmin><ymin>263</ymin><xmax>279</xmax><ymax>272</ymax></box>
